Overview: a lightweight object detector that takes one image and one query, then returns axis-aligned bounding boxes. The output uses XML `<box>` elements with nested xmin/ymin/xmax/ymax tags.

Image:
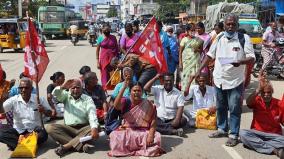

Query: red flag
<box><xmin>24</xmin><ymin>18</ymin><xmax>49</xmax><ymax>82</ymax></box>
<box><xmin>130</xmin><ymin>17</ymin><xmax>168</xmax><ymax>73</ymax></box>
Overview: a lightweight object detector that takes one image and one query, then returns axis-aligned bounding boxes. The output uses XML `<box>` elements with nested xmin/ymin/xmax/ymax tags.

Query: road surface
<box><xmin>0</xmin><ymin>39</ymin><xmax>282</xmax><ymax>159</ymax></box>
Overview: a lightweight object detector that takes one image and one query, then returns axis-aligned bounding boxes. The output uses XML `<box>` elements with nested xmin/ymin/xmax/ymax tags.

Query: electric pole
<box><xmin>18</xmin><ymin>0</ymin><xmax>22</xmax><ymax>17</ymax></box>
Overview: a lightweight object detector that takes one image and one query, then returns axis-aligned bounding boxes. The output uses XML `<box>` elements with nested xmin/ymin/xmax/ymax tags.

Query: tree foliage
<box><xmin>107</xmin><ymin>6</ymin><xmax>118</xmax><ymax>18</ymax></box>
<box><xmin>154</xmin><ymin>0</ymin><xmax>190</xmax><ymax>22</ymax></box>
<box><xmin>0</xmin><ymin>0</ymin><xmax>63</xmax><ymax>18</ymax></box>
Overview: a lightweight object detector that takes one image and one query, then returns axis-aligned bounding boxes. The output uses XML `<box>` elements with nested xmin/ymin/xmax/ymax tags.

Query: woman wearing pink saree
<box><xmin>96</xmin><ymin>24</ymin><xmax>119</xmax><ymax>90</ymax></box>
<box><xmin>195</xmin><ymin>22</ymin><xmax>212</xmax><ymax>83</ymax></box>
<box><xmin>108</xmin><ymin>81</ymin><xmax>164</xmax><ymax>157</ymax></box>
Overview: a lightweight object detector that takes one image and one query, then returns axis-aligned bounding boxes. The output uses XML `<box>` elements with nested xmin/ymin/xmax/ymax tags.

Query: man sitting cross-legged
<box><xmin>0</xmin><ymin>78</ymin><xmax>50</xmax><ymax>150</ymax></box>
<box><xmin>240</xmin><ymin>74</ymin><xmax>284</xmax><ymax>159</ymax></box>
<box><xmin>144</xmin><ymin>73</ymin><xmax>186</xmax><ymax>136</ymax></box>
<box><xmin>46</xmin><ymin>79</ymin><xmax>99</xmax><ymax>157</ymax></box>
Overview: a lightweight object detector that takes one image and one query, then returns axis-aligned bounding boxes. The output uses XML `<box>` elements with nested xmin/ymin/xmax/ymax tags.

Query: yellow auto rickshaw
<box><xmin>66</xmin><ymin>20</ymin><xmax>88</xmax><ymax>38</ymax></box>
<box><xmin>0</xmin><ymin>18</ymin><xmax>27</xmax><ymax>53</ymax></box>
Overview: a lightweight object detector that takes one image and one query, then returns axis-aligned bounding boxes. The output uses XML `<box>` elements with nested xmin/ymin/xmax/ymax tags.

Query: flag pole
<box><xmin>26</xmin><ymin>13</ymin><xmax>45</xmax><ymax>129</ymax></box>
<box><xmin>105</xmin><ymin>16</ymin><xmax>156</xmax><ymax>88</ymax></box>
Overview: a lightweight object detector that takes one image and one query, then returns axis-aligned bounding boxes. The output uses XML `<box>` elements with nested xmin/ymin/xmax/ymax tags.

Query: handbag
<box><xmin>195</xmin><ymin>109</ymin><xmax>217</xmax><ymax>130</ymax></box>
<box><xmin>11</xmin><ymin>131</ymin><xmax>38</xmax><ymax>158</ymax></box>
<box><xmin>105</xmin><ymin>98</ymin><xmax>131</xmax><ymax>135</ymax></box>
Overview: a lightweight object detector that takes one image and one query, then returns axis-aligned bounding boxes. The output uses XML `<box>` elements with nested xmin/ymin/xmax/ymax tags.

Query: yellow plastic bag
<box><xmin>195</xmin><ymin>109</ymin><xmax>217</xmax><ymax>130</ymax></box>
<box><xmin>110</xmin><ymin>70</ymin><xmax>121</xmax><ymax>86</ymax></box>
<box><xmin>11</xmin><ymin>131</ymin><xmax>38</xmax><ymax>158</ymax></box>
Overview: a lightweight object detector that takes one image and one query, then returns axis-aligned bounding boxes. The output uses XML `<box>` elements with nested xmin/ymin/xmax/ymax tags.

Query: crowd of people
<box><xmin>0</xmin><ymin>13</ymin><xmax>284</xmax><ymax>158</ymax></box>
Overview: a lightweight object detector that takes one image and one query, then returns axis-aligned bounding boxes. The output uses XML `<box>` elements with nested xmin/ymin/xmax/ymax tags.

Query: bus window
<box><xmin>39</xmin><ymin>11</ymin><xmax>65</xmax><ymax>23</ymax></box>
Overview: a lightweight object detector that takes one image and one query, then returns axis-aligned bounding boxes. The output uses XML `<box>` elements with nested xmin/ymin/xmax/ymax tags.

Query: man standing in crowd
<box><xmin>0</xmin><ymin>78</ymin><xmax>50</xmax><ymax>150</ymax></box>
<box><xmin>144</xmin><ymin>73</ymin><xmax>186</xmax><ymax>136</ymax></box>
<box><xmin>196</xmin><ymin>13</ymin><xmax>255</xmax><ymax>146</ymax></box>
<box><xmin>46</xmin><ymin>79</ymin><xmax>99</xmax><ymax>157</ymax></box>
<box><xmin>240</xmin><ymin>74</ymin><xmax>284</xmax><ymax>159</ymax></box>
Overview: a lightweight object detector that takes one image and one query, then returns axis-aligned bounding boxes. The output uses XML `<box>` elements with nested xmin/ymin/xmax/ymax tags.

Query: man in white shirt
<box><xmin>144</xmin><ymin>73</ymin><xmax>186</xmax><ymax>136</ymax></box>
<box><xmin>0</xmin><ymin>78</ymin><xmax>51</xmax><ymax>150</ymax></box>
<box><xmin>183</xmin><ymin>73</ymin><xmax>216</xmax><ymax>127</ymax></box>
<box><xmin>196</xmin><ymin>13</ymin><xmax>255</xmax><ymax>147</ymax></box>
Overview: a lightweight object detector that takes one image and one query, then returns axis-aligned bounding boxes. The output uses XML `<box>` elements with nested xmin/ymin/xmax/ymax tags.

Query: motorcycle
<box><xmin>71</xmin><ymin>34</ymin><xmax>79</xmax><ymax>46</ymax></box>
<box><xmin>89</xmin><ymin>34</ymin><xmax>97</xmax><ymax>47</ymax></box>
<box><xmin>253</xmin><ymin>38</ymin><xmax>284</xmax><ymax>79</ymax></box>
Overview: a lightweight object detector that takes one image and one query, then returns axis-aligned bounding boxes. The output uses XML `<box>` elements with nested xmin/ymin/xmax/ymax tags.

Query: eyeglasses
<box><xmin>18</xmin><ymin>86</ymin><xmax>30</xmax><ymax>90</ymax></box>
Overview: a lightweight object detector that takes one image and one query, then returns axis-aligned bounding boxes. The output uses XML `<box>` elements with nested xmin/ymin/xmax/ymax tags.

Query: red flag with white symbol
<box><xmin>130</xmin><ymin>17</ymin><xmax>168</xmax><ymax>73</ymax></box>
<box><xmin>24</xmin><ymin>18</ymin><xmax>49</xmax><ymax>82</ymax></box>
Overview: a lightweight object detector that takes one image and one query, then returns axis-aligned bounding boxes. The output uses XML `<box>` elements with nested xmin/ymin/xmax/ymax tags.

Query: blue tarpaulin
<box><xmin>275</xmin><ymin>0</ymin><xmax>284</xmax><ymax>15</ymax></box>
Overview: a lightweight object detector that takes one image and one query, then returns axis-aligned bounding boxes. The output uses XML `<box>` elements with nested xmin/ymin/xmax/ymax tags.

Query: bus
<box><xmin>38</xmin><ymin>6</ymin><xmax>76</xmax><ymax>39</ymax></box>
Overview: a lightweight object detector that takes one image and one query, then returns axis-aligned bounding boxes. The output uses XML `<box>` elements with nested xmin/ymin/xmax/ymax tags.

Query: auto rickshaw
<box><xmin>0</xmin><ymin>18</ymin><xmax>27</xmax><ymax>53</ymax></box>
<box><xmin>66</xmin><ymin>20</ymin><xmax>88</xmax><ymax>38</ymax></box>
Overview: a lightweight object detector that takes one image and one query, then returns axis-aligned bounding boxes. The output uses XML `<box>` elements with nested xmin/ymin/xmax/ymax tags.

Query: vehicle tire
<box><xmin>92</xmin><ymin>43</ymin><xmax>94</xmax><ymax>47</ymax></box>
<box><xmin>73</xmin><ymin>42</ymin><xmax>76</xmax><ymax>46</ymax></box>
<box><xmin>0</xmin><ymin>47</ymin><xmax>3</xmax><ymax>53</ymax></box>
<box><xmin>14</xmin><ymin>48</ymin><xmax>23</xmax><ymax>52</ymax></box>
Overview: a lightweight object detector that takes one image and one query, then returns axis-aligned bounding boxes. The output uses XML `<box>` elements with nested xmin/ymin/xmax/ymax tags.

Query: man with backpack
<box><xmin>196</xmin><ymin>13</ymin><xmax>255</xmax><ymax>147</ymax></box>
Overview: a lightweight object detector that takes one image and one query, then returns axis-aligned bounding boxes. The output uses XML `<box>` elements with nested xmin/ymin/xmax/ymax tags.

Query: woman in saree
<box><xmin>120</xmin><ymin>23</ymin><xmax>139</xmax><ymax>55</ymax></box>
<box><xmin>96</xmin><ymin>23</ymin><xmax>119</xmax><ymax>90</ymax></box>
<box><xmin>179</xmin><ymin>24</ymin><xmax>203</xmax><ymax>92</ymax></box>
<box><xmin>195</xmin><ymin>22</ymin><xmax>211</xmax><ymax>77</ymax></box>
<box><xmin>108</xmin><ymin>80</ymin><xmax>164</xmax><ymax>157</ymax></box>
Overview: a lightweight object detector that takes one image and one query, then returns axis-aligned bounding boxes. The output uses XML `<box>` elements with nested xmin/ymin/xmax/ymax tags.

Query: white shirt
<box><xmin>186</xmin><ymin>85</ymin><xmax>216</xmax><ymax>117</ymax></box>
<box><xmin>151</xmin><ymin>85</ymin><xmax>184</xmax><ymax>120</ymax></box>
<box><xmin>3</xmin><ymin>94</ymin><xmax>51</xmax><ymax>133</ymax></box>
<box><xmin>207</xmin><ymin>33</ymin><xmax>255</xmax><ymax>90</ymax></box>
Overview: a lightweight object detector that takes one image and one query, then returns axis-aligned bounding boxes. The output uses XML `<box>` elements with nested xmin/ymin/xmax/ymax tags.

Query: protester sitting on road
<box><xmin>119</xmin><ymin>53</ymin><xmax>157</xmax><ymax>87</ymax></box>
<box><xmin>240</xmin><ymin>74</ymin><xmax>284</xmax><ymax>159</ymax></box>
<box><xmin>96</xmin><ymin>23</ymin><xmax>119</xmax><ymax>90</ymax></box>
<box><xmin>79</xmin><ymin>65</ymin><xmax>91</xmax><ymax>88</ymax></box>
<box><xmin>46</xmin><ymin>79</ymin><xmax>99</xmax><ymax>157</ymax></box>
<box><xmin>83</xmin><ymin>72</ymin><xmax>108</xmax><ymax>124</ymax></box>
<box><xmin>120</xmin><ymin>23</ymin><xmax>139</xmax><ymax>55</ymax></box>
<box><xmin>183</xmin><ymin>73</ymin><xmax>216</xmax><ymax>127</ymax></box>
<box><xmin>6</xmin><ymin>72</ymin><xmax>37</xmax><ymax>127</ymax></box>
<box><xmin>0</xmin><ymin>77</ymin><xmax>50</xmax><ymax>150</ymax></box>
<box><xmin>144</xmin><ymin>73</ymin><xmax>186</xmax><ymax>136</ymax></box>
<box><xmin>108</xmin><ymin>81</ymin><xmax>164</xmax><ymax>157</ymax></box>
<box><xmin>196</xmin><ymin>13</ymin><xmax>255</xmax><ymax>147</ymax></box>
<box><xmin>46</xmin><ymin>71</ymin><xmax>65</xmax><ymax>118</ymax></box>
<box><xmin>0</xmin><ymin>70</ymin><xmax>11</xmax><ymax>120</ymax></box>
<box><xmin>112</xmin><ymin>67</ymin><xmax>135</xmax><ymax>99</ymax></box>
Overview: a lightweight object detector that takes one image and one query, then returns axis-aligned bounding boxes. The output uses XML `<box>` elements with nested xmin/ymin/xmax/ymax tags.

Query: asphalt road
<box><xmin>0</xmin><ymin>39</ymin><xmax>283</xmax><ymax>159</ymax></box>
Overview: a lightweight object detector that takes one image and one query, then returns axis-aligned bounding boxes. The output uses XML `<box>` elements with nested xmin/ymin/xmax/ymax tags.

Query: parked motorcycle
<box><xmin>71</xmin><ymin>34</ymin><xmax>79</xmax><ymax>46</ymax></box>
<box><xmin>253</xmin><ymin>38</ymin><xmax>284</xmax><ymax>79</ymax></box>
<box><xmin>89</xmin><ymin>34</ymin><xmax>97</xmax><ymax>47</ymax></box>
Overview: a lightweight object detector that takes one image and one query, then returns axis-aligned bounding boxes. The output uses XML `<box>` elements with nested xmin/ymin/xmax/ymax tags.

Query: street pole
<box><xmin>18</xmin><ymin>0</ymin><xmax>22</xmax><ymax>18</ymax></box>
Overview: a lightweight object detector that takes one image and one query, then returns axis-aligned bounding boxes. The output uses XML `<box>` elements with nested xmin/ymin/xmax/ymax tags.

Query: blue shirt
<box><xmin>159</xmin><ymin>30</ymin><xmax>170</xmax><ymax>60</ymax></box>
<box><xmin>168</xmin><ymin>35</ymin><xmax>179</xmax><ymax>63</ymax></box>
<box><xmin>112</xmin><ymin>82</ymin><xmax>147</xmax><ymax>99</ymax></box>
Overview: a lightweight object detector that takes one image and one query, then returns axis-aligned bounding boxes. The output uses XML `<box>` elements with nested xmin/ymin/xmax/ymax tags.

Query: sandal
<box><xmin>208</xmin><ymin>131</ymin><xmax>228</xmax><ymax>138</ymax></box>
<box><xmin>55</xmin><ymin>145</ymin><xmax>68</xmax><ymax>158</ymax></box>
<box><xmin>225</xmin><ymin>138</ymin><xmax>239</xmax><ymax>147</ymax></box>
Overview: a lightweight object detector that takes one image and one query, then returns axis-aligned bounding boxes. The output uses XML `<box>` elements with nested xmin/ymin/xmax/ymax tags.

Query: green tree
<box><xmin>107</xmin><ymin>6</ymin><xmax>118</xmax><ymax>18</ymax></box>
<box><xmin>154</xmin><ymin>0</ymin><xmax>190</xmax><ymax>22</ymax></box>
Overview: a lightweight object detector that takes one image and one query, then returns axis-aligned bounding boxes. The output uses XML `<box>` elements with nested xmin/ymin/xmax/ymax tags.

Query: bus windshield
<box><xmin>39</xmin><ymin>11</ymin><xmax>65</xmax><ymax>23</ymax></box>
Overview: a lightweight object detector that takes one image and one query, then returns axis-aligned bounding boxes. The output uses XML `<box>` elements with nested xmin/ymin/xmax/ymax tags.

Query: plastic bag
<box><xmin>195</xmin><ymin>109</ymin><xmax>217</xmax><ymax>130</ymax></box>
<box><xmin>110</xmin><ymin>70</ymin><xmax>121</xmax><ymax>86</ymax></box>
<box><xmin>11</xmin><ymin>131</ymin><xmax>38</xmax><ymax>158</ymax></box>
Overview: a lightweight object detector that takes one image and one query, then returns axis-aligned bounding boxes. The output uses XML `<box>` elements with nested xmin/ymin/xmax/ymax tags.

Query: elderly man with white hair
<box><xmin>0</xmin><ymin>77</ymin><xmax>50</xmax><ymax>150</ymax></box>
<box><xmin>46</xmin><ymin>79</ymin><xmax>99</xmax><ymax>157</ymax></box>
